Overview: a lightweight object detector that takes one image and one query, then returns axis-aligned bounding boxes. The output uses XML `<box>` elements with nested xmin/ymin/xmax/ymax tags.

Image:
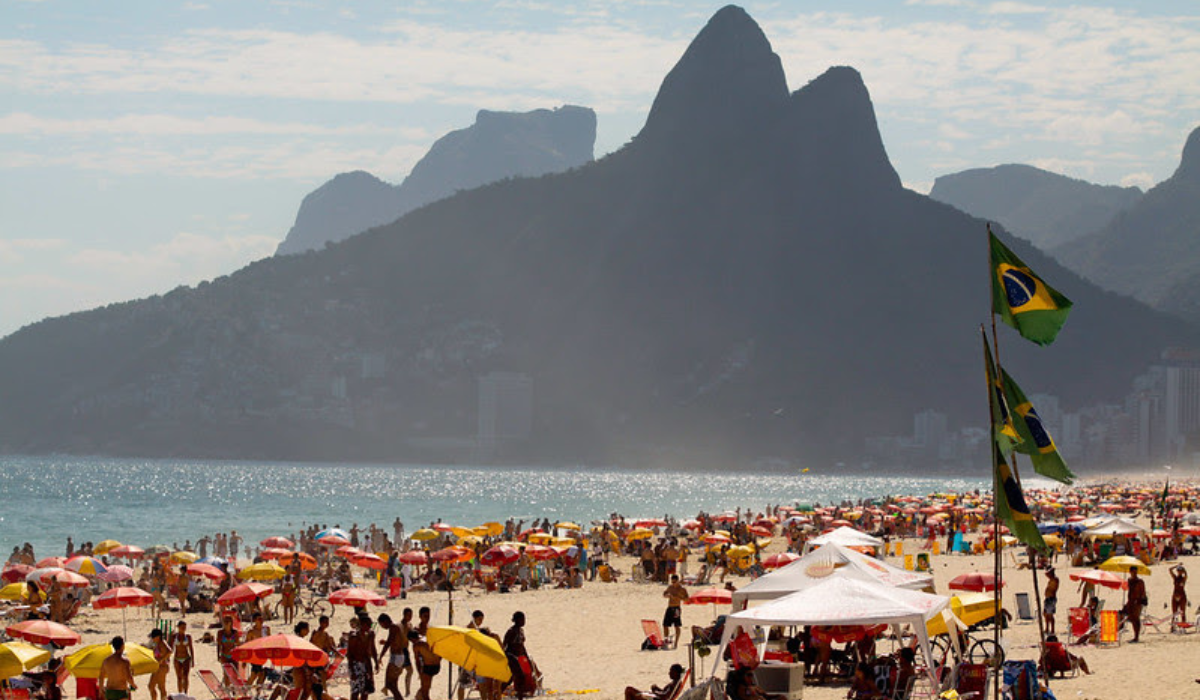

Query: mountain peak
<box><xmin>1175</xmin><ymin>125</ymin><xmax>1200</xmax><ymax>182</ymax></box>
<box><xmin>640</xmin><ymin>5</ymin><xmax>788</xmax><ymax>142</ymax></box>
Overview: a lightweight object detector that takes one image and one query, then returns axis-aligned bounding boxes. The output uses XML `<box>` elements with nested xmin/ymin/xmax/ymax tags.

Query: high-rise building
<box><xmin>1158</xmin><ymin>348</ymin><xmax>1200</xmax><ymax>458</ymax></box>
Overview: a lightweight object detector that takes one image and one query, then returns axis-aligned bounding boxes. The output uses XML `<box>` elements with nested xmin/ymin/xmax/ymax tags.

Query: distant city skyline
<box><xmin>3</xmin><ymin>1</ymin><xmax>1199</xmax><ymax>337</ymax></box>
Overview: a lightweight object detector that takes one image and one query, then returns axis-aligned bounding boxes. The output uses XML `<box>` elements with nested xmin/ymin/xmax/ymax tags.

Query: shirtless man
<box><xmin>1126</xmin><ymin>569</ymin><xmax>1147</xmax><ymax>643</ymax></box>
<box><xmin>1043</xmin><ymin>568</ymin><xmax>1059</xmax><ymax>635</ymax></box>
<box><xmin>99</xmin><ymin>637</ymin><xmax>137</xmax><ymax>700</ymax></box>
<box><xmin>662</xmin><ymin>575</ymin><xmax>689</xmax><ymax>649</ymax></box>
<box><xmin>416</xmin><ymin>607</ymin><xmax>430</xmax><ymax>635</ymax></box>
<box><xmin>244</xmin><ymin>613</ymin><xmax>269</xmax><ymax>688</ymax></box>
<box><xmin>1171</xmin><ymin>564</ymin><xmax>1189</xmax><ymax>628</ymax></box>
<box><xmin>290</xmin><ymin>622</ymin><xmax>313</xmax><ymax>700</ymax></box>
<box><xmin>377</xmin><ymin>614</ymin><xmax>407</xmax><ymax>700</ymax></box>
<box><xmin>503</xmin><ymin>612</ymin><xmax>532</xmax><ymax>700</ymax></box>
<box><xmin>347</xmin><ymin>613</ymin><xmax>377</xmax><ymax>700</ymax></box>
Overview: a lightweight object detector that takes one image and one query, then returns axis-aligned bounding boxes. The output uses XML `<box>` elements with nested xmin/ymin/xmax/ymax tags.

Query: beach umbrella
<box><xmin>169</xmin><ymin>551</ymin><xmax>198</xmax><ymax>565</ymax></box>
<box><xmin>63</xmin><ymin>556</ymin><xmax>108</xmax><ymax>576</ymax></box>
<box><xmin>261</xmin><ymin>548</ymin><xmax>290</xmax><ymax>560</ymax></box>
<box><xmin>0</xmin><ymin>582</ymin><xmax>34</xmax><ymax>601</ymax></box>
<box><xmin>1069</xmin><ymin>570</ymin><xmax>1126</xmax><ymax>590</ymax></box>
<box><xmin>187</xmin><ymin>563</ymin><xmax>227</xmax><ymax>581</ymax></box>
<box><xmin>516</xmin><ymin>528</ymin><xmax>544</xmax><ymax>541</ymax></box>
<box><xmin>1098</xmin><ymin>556</ymin><xmax>1151</xmax><ymax>576</ymax></box>
<box><xmin>261</xmin><ymin>537</ymin><xmax>294</xmax><ymax>549</ymax></box>
<box><xmin>238</xmin><ymin>562</ymin><xmax>287</xmax><ymax>581</ymax></box>
<box><xmin>279</xmin><ymin>552</ymin><xmax>318</xmax><ymax>571</ymax></box>
<box><xmin>430</xmin><ymin>546</ymin><xmax>474</xmax><ymax>564</ymax></box>
<box><xmin>144</xmin><ymin>545</ymin><xmax>171</xmax><ymax>557</ymax></box>
<box><xmin>35</xmin><ymin>557</ymin><xmax>65</xmax><ymax>569</ymax></box>
<box><xmin>318</xmin><ymin>535</ymin><xmax>351</xmax><ymax>547</ymax></box>
<box><xmin>701</xmin><ymin>533</ymin><xmax>731</xmax><ymax>545</ymax></box>
<box><xmin>526</xmin><ymin>533</ymin><xmax>553</xmax><ymax>545</ymax></box>
<box><xmin>197</xmin><ymin>556</ymin><xmax>227</xmax><ymax>567</ymax></box>
<box><xmin>681</xmin><ymin>519</ymin><xmax>703</xmax><ymax>530</ymax></box>
<box><xmin>762</xmin><ymin>553</ymin><xmax>800</xmax><ymax>570</ymax></box>
<box><xmin>328</xmin><ymin>588</ymin><xmax>386</xmax><ymax>608</ymax></box>
<box><xmin>0</xmin><ymin>641</ymin><xmax>51</xmax><ymax>679</ymax></box>
<box><xmin>749</xmin><ymin>525</ymin><xmax>774</xmax><ymax>538</ymax></box>
<box><xmin>480</xmin><ymin>522</ymin><xmax>504</xmax><ymax>537</ymax></box>
<box><xmin>25</xmin><ymin>566</ymin><xmax>64</xmax><ymax>583</ymax></box>
<box><xmin>398</xmin><ymin>550</ymin><xmax>428</xmax><ymax>565</ymax></box>
<box><xmin>480</xmin><ymin>546</ymin><xmax>520</xmax><ymax>568</ymax></box>
<box><xmin>687</xmin><ymin>588</ymin><xmax>733</xmax><ymax>606</ymax></box>
<box><xmin>523</xmin><ymin>545</ymin><xmax>559</xmax><ymax>561</ymax></box>
<box><xmin>335</xmin><ymin>546</ymin><xmax>364</xmax><ymax>559</ymax></box>
<box><xmin>232</xmin><ymin>634</ymin><xmax>328</xmax><ymax>667</ymax></box>
<box><xmin>94</xmin><ymin>540</ymin><xmax>122</xmax><ymax>556</ymax></box>
<box><xmin>41</xmin><ymin>570</ymin><xmax>90</xmax><ymax>588</ymax></box>
<box><xmin>65</xmin><ymin>643</ymin><xmax>158</xmax><ymax>678</ymax></box>
<box><xmin>1</xmin><ymin>565</ymin><xmax>32</xmax><ymax>583</ymax></box>
<box><xmin>217</xmin><ymin>582</ymin><xmax>275</xmax><ymax>607</ymax></box>
<box><xmin>948</xmin><ymin>572</ymin><xmax>1002</xmax><ymax>592</ymax></box>
<box><xmin>109</xmin><ymin>545</ymin><xmax>145</xmax><ymax>560</ymax></box>
<box><xmin>626</xmin><ymin>528</ymin><xmax>654</xmax><ymax>541</ymax></box>
<box><xmin>634</xmin><ymin>519</ymin><xmax>667</xmax><ymax>528</ymax></box>
<box><xmin>457</xmin><ymin>535</ymin><xmax>484</xmax><ymax>549</ymax></box>
<box><xmin>353</xmin><ymin>553</ymin><xmax>387</xmax><ymax>571</ymax></box>
<box><xmin>93</xmin><ymin>586</ymin><xmax>153</xmax><ymax>638</ymax></box>
<box><xmin>556</xmin><ymin>522</ymin><xmax>581</xmax><ymax>531</ymax></box>
<box><xmin>6</xmin><ymin>619</ymin><xmax>81</xmax><ymax>646</ymax></box>
<box><xmin>411</xmin><ymin>529</ymin><xmax>440</xmax><ymax>542</ymax></box>
<box><xmin>426</xmin><ymin>626</ymin><xmax>511</xmax><ymax>682</ymax></box>
<box><xmin>314</xmin><ymin>528</ymin><xmax>350</xmax><ymax>542</ymax></box>
<box><xmin>97</xmin><ymin>565</ymin><xmax>135</xmax><ymax>583</ymax></box>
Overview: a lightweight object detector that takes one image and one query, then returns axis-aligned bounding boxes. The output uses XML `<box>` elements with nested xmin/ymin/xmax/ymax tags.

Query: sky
<box><xmin>2</xmin><ymin>0</ymin><xmax>1199</xmax><ymax>338</ymax></box>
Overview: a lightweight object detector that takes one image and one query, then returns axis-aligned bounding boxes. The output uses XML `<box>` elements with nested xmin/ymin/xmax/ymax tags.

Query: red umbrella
<box><xmin>948</xmin><ymin>572</ymin><xmax>1003</xmax><ymax>592</ymax></box>
<box><xmin>260</xmin><ymin>548</ymin><xmax>290</xmax><ymax>560</ymax></box>
<box><xmin>762</xmin><ymin>553</ymin><xmax>800</xmax><ymax>570</ymax></box>
<box><xmin>430</xmin><ymin>546</ymin><xmax>474</xmax><ymax>564</ymax></box>
<box><xmin>6</xmin><ymin>619</ymin><xmax>81</xmax><ymax>646</ymax></box>
<box><xmin>353</xmin><ymin>554</ymin><xmax>387</xmax><ymax>571</ymax></box>
<box><xmin>686</xmin><ymin>588</ymin><xmax>732</xmax><ymax>605</ymax></box>
<box><xmin>279</xmin><ymin>552</ymin><xmax>318</xmax><ymax>571</ymax></box>
<box><xmin>36</xmin><ymin>557</ymin><xmax>66</xmax><ymax>569</ymax></box>
<box><xmin>187</xmin><ymin>563</ymin><xmax>227</xmax><ymax>581</ymax></box>
<box><xmin>523</xmin><ymin>545</ymin><xmax>559</xmax><ymax>561</ymax></box>
<box><xmin>97</xmin><ymin>565</ymin><xmax>135</xmax><ymax>583</ymax></box>
<box><xmin>433</xmin><ymin>523</ymin><xmax>457</xmax><ymax>533</ymax></box>
<box><xmin>261</xmin><ymin>537</ymin><xmax>295</xmax><ymax>549</ymax></box>
<box><xmin>480</xmin><ymin>546</ymin><xmax>520</xmax><ymax>568</ymax></box>
<box><xmin>232</xmin><ymin>634</ymin><xmax>328</xmax><ymax>667</ymax></box>
<box><xmin>398</xmin><ymin>550</ymin><xmax>428</xmax><ymax>565</ymax></box>
<box><xmin>1</xmin><ymin>565</ymin><xmax>32</xmax><ymax>583</ymax></box>
<box><xmin>328</xmin><ymin>588</ymin><xmax>386</xmax><ymax>608</ymax></box>
<box><xmin>634</xmin><ymin>519</ymin><xmax>668</xmax><ymax>528</ymax></box>
<box><xmin>516</xmin><ymin>528</ymin><xmax>544</xmax><ymax>541</ymax></box>
<box><xmin>218</xmin><ymin>582</ymin><xmax>275</xmax><ymax>606</ymax></box>
<box><xmin>93</xmin><ymin>586</ymin><xmax>153</xmax><ymax>609</ymax></box>
<box><xmin>1068</xmin><ymin>570</ymin><xmax>1127</xmax><ymax>590</ymax></box>
<box><xmin>318</xmin><ymin>535</ymin><xmax>350</xmax><ymax>547</ymax></box>
<box><xmin>109</xmin><ymin>545</ymin><xmax>145</xmax><ymax>559</ymax></box>
<box><xmin>335</xmin><ymin>546</ymin><xmax>363</xmax><ymax>559</ymax></box>
<box><xmin>749</xmin><ymin>525</ymin><xmax>774</xmax><ymax>538</ymax></box>
<box><xmin>42</xmin><ymin>569</ymin><xmax>90</xmax><ymax>588</ymax></box>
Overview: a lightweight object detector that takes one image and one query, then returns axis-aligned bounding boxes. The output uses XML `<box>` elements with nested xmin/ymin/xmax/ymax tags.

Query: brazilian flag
<box><xmin>994</xmin><ymin>441</ymin><xmax>1049</xmax><ymax>555</ymax></box>
<box><xmin>990</xmin><ymin>231</ymin><xmax>1072</xmax><ymax>346</ymax></box>
<box><xmin>982</xmin><ymin>329</ymin><xmax>1022</xmax><ymax>455</ymax></box>
<box><xmin>1001</xmin><ymin>368</ymin><xmax>1075</xmax><ymax>485</ymax></box>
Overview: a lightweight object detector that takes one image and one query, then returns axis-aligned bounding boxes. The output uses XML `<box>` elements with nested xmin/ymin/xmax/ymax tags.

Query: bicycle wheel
<box><xmin>272</xmin><ymin>600</ymin><xmax>285</xmax><ymax>620</ymax></box>
<box><xmin>310</xmin><ymin>599</ymin><xmax>333</xmax><ymax>619</ymax></box>
<box><xmin>928</xmin><ymin>636</ymin><xmax>951</xmax><ymax>663</ymax></box>
<box><xmin>968</xmin><ymin>638</ymin><xmax>1004</xmax><ymax>665</ymax></box>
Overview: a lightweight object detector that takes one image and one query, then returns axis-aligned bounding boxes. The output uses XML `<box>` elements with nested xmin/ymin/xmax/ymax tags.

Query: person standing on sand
<box><xmin>99</xmin><ymin>637</ymin><xmax>137</xmax><ymax>700</ymax></box>
<box><xmin>1126</xmin><ymin>568</ymin><xmax>1146</xmax><ymax>643</ymax></box>
<box><xmin>347</xmin><ymin>613</ymin><xmax>377</xmax><ymax>700</ymax></box>
<box><xmin>662</xmin><ymin>575</ymin><xmax>688</xmax><ymax>649</ymax></box>
<box><xmin>147</xmin><ymin>630</ymin><xmax>171</xmax><ymax>700</ymax></box>
<box><xmin>377</xmin><ymin>613</ymin><xmax>406</xmax><ymax>700</ymax></box>
<box><xmin>172</xmin><ymin>620</ymin><xmax>194</xmax><ymax>694</ymax></box>
<box><xmin>503</xmin><ymin>612</ymin><xmax>532</xmax><ymax>700</ymax></box>
<box><xmin>1043</xmin><ymin>569</ymin><xmax>1059</xmax><ymax>635</ymax></box>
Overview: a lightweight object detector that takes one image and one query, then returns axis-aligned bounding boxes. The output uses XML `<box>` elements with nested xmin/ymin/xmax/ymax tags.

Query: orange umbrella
<box><xmin>328</xmin><ymin>588</ymin><xmax>386</xmax><ymax>608</ymax></box>
<box><xmin>353</xmin><ymin>554</ymin><xmax>387</xmax><ymax>571</ymax></box>
<box><xmin>398</xmin><ymin>550</ymin><xmax>428</xmax><ymax>565</ymax></box>
<box><xmin>217</xmin><ymin>582</ymin><xmax>275</xmax><ymax>607</ymax></box>
<box><xmin>279</xmin><ymin>552</ymin><xmax>318</xmax><ymax>571</ymax></box>
<box><xmin>187</xmin><ymin>563</ymin><xmax>227</xmax><ymax>581</ymax></box>
<box><xmin>109</xmin><ymin>545</ymin><xmax>145</xmax><ymax>560</ymax></box>
<box><xmin>232</xmin><ymin>634</ymin><xmax>328</xmax><ymax>667</ymax></box>
<box><xmin>430</xmin><ymin>546</ymin><xmax>473</xmax><ymax>564</ymax></box>
<box><xmin>6</xmin><ymin>619</ymin><xmax>82</xmax><ymax>646</ymax></box>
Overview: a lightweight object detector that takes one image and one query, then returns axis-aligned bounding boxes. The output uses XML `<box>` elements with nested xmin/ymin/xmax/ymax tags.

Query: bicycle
<box><xmin>274</xmin><ymin>585</ymin><xmax>332</xmax><ymax>620</ymax></box>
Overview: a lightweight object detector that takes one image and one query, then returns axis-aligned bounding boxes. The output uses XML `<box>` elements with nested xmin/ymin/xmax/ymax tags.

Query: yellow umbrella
<box><xmin>481</xmin><ymin>522</ymin><xmax>504</xmax><ymax>537</ymax></box>
<box><xmin>526</xmin><ymin>533</ymin><xmax>552</xmax><ymax>545</ymax></box>
<box><xmin>411</xmin><ymin>529</ymin><xmax>440</xmax><ymax>542</ymax></box>
<box><xmin>94</xmin><ymin>540</ymin><xmax>122</xmax><ymax>555</ymax></box>
<box><xmin>0</xmin><ymin>582</ymin><xmax>33</xmax><ymax>601</ymax></box>
<box><xmin>556</xmin><ymin>522</ymin><xmax>581</xmax><ymax>531</ymax></box>
<box><xmin>65</xmin><ymin>643</ymin><xmax>159</xmax><ymax>678</ymax></box>
<box><xmin>550</xmin><ymin>537</ymin><xmax>576</xmax><ymax>548</ymax></box>
<box><xmin>726</xmin><ymin>545</ymin><xmax>755</xmax><ymax>559</ymax></box>
<box><xmin>926</xmin><ymin>594</ymin><xmax>1003</xmax><ymax>637</ymax></box>
<box><xmin>1042</xmin><ymin>534</ymin><xmax>1063</xmax><ymax>549</ymax></box>
<box><xmin>0</xmin><ymin>641</ymin><xmax>51</xmax><ymax>679</ymax></box>
<box><xmin>626</xmin><ymin>528</ymin><xmax>654</xmax><ymax>541</ymax></box>
<box><xmin>449</xmin><ymin>527</ymin><xmax>476</xmax><ymax>540</ymax></box>
<box><xmin>1099</xmin><ymin>556</ymin><xmax>1151</xmax><ymax>576</ymax></box>
<box><xmin>472</xmin><ymin>527</ymin><xmax>492</xmax><ymax>537</ymax></box>
<box><xmin>457</xmin><ymin>535</ymin><xmax>483</xmax><ymax>548</ymax></box>
<box><xmin>238</xmin><ymin>562</ymin><xmax>287</xmax><ymax>581</ymax></box>
<box><xmin>426</xmin><ymin>626</ymin><xmax>511</xmax><ymax>682</ymax></box>
<box><xmin>169</xmin><ymin>551</ymin><xmax>198</xmax><ymax>564</ymax></box>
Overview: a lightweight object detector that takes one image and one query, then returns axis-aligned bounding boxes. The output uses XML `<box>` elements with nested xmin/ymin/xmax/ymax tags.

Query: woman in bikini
<box><xmin>172</xmin><ymin>620</ymin><xmax>195</xmax><ymax>694</ymax></box>
<box><xmin>148</xmin><ymin>628</ymin><xmax>172</xmax><ymax>700</ymax></box>
<box><xmin>176</xmin><ymin>566</ymin><xmax>190</xmax><ymax>616</ymax></box>
<box><xmin>216</xmin><ymin>615</ymin><xmax>241</xmax><ymax>682</ymax></box>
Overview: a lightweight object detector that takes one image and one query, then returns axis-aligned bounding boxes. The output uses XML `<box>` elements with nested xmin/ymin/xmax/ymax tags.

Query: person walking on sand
<box><xmin>377</xmin><ymin>613</ymin><xmax>406</xmax><ymax>700</ymax></box>
<box><xmin>662</xmin><ymin>575</ymin><xmax>688</xmax><ymax>649</ymax></box>
<box><xmin>1171</xmin><ymin>564</ymin><xmax>1188</xmax><ymax>629</ymax></box>
<box><xmin>147</xmin><ymin>630</ymin><xmax>171</xmax><ymax>700</ymax></box>
<box><xmin>99</xmin><ymin>637</ymin><xmax>137</xmax><ymax>700</ymax></box>
<box><xmin>171</xmin><ymin>621</ymin><xmax>194</xmax><ymax>694</ymax></box>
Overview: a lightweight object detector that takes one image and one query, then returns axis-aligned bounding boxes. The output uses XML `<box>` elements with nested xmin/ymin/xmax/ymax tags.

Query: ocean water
<box><xmin>0</xmin><ymin>456</ymin><xmax>990</xmax><ymax>558</ymax></box>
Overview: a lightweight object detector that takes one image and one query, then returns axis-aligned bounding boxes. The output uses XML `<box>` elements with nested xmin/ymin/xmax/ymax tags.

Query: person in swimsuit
<box><xmin>217</xmin><ymin>615</ymin><xmax>241</xmax><ymax>682</ymax></box>
<box><xmin>308</xmin><ymin>616</ymin><xmax>335</xmax><ymax>700</ymax></box>
<box><xmin>244</xmin><ymin>613</ymin><xmax>269</xmax><ymax>689</ymax></box>
<box><xmin>291</xmin><ymin>622</ymin><xmax>314</xmax><ymax>700</ymax></box>
<box><xmin>376</xmin><ymin>614</ymin><xmax>406</xmax><ymax>700</ymax></box>
<box><xmin>662</xmin><ymin>575</ymin><xmax>688</xmax><ymax>649</ymax></box>
<box><xmin>98</xmin><ymin>637</ymin><xmax>137</xmax><ymax>700</ymax></box>
<box><xmin>176</xmin><ymin>566</ymin><xmax>190</xmax><ymax>616</ymax></box>
<box><xmin>281</xmin><ymin>575</ymin><xmax>297</xmax><ymax>625</ymax></box>
<box><xmin>1170</xmin><ymin>564</ymin><xmax>1189</xmax><ymax>628</ymax></box>
<box><xmin>456</xmin><ymin>611</ymin><xmax>485</xmax><ymax>700</ymax></box>
<box><xmin>410</xmin><ymin>632</ymin><xmax>439</xmax><ymax>700</ymax></box>
<box><xmin>1126</xmin><ymin>569</ymin><xmax>1147</xmax><ymax>643</ymax></box>
<box><xmin>147</xmin><ymin>629</ymin><xmax>172</xmax><ymax>700</ymax></box>
<box><xmin>1043</xmin><ymin>568</ymin><xmax>1059</xmax><ymax>635</ymax></box>
<box><xmin>172</xmin><ymin>621</ymin><xmax>194</xmax><ymax>694</ymax></box>
<box><xmin>503</xmin><ymin>612</ymin><xmax>534</xmax><ymax>700</ymax></box>
<box><xmin>346</xmin><ymin>614</ymin><xmax>377</xmax><ymax>700</ymax></box>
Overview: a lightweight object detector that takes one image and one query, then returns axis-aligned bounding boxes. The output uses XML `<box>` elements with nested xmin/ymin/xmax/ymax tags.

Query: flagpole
<box><xmin>982</xmin><ymin>324</ymin><xmax>1003</xmax><ymax>700</ymax></box>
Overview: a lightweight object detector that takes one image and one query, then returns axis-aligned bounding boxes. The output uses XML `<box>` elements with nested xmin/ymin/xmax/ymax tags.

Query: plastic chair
<box><xmin>1068</xmin><ymin>607</ymin><xmax>1090</xmax><ymax>644</ymax></box>
<box><xmin>198</xmin><ymin>668</ymin><xmax>249</xmax><ymax>700</ymax></box>
<box><xmin>950</xmin><ymin>662</ymin><xmax>990</xmax><ymax>700</ymax></box>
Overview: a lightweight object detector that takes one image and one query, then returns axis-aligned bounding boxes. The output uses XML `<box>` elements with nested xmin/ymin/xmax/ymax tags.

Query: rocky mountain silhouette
<box><xmin>0</xmin><ymin>6</ymin><xmax>1193</xmax><ymax>467</ymax></box>
<box><xmin>275</xmin><ymin>106</ymin><xmax>596</xmax><ymax>255</ymax></box>
<box><xmin>930</xmin><ymin>164</ymin><xmax>1142</xmax><ymax>250</ymax></box>
<box><xmin>1056</xmin><ymin>127</ymin><xmax>1200</xmax><ymax>315</ymax></box>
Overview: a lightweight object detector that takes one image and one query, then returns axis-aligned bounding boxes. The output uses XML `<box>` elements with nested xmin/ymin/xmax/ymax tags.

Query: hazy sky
<box><xmin>2</xmin><ymin>1</ymin><xmax>1199</xmax><ymax>338</ymax></box>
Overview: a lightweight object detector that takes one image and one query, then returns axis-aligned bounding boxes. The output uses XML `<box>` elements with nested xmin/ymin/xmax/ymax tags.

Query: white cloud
<box><xmin>1120</xmin><ymin>171</ymin><xmax>1156</xmax><ymax>190</ymax></box>
<box><xmin>67</xmin><ymin>231</ymin><xmax>279</xmax><ymax>284</ymax></box>
<box><xmin>987</xmin><ymin>2</ymin><xmax>1047</xmax><ymax>14</ymax></box>
<box><xmin>0</xmin><ymin>237</ymin><xmax>67</xmax><ymax>263</ymax></box>
<box><xmin>0</xmin><ymin>112</ymin><xmax>429</xmax><ymax>138</ymax></box>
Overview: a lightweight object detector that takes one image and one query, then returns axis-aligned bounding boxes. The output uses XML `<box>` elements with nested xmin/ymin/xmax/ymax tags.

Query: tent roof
<box><xmin>1083</xmin><ymin>517</ymin><xmax>1148</xmax><ymax>538</ymax></box>
<box><xmin>727</xmin><ymin>576</ymin><xmax>950</xmax><ymax>628</ymax></box>
<box><xmin>732</xmin><ymin>543</ymin><xmax>931</xmax><ymax>605</ymax></box>
<box><xmin>806</xmin><ymin>526</ymin><xmax>884</xmax><ymax>549</ymax></box>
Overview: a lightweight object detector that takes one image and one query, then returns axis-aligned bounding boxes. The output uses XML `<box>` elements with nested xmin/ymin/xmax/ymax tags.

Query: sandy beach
<box><xmin>35</xmin><ymin>523</ymin><xmax>1199</xmax><ymax>700</ymax></box>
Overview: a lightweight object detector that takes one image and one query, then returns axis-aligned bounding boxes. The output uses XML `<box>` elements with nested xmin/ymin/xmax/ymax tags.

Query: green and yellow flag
<box><xmin>990</xmin><ymin>230</ymin><xmax>1072</xmax><ymax>346</ymax></box>
<box><xmin>1001</xmin><ymin>368</ymin><xmax>1075</xmax><ymax>485</ymax></box>
<box><xmin>982</xmin><ymin>329</ymin><xmax>1022</xmax><ymax>455</ymax></box>
<box><xmin>993</xmin><ymin>441</ymin><xmax>1049</xmax><ymax>554</ymax></box>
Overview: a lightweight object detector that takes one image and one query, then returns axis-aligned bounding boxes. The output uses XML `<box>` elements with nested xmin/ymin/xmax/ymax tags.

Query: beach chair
<box><xmin>1039</xmin><ymin>642</ymin><xmax>1078</xmax><ymax>679</ymax></box>
<box><xmin>1097</xmin><ymin>609</ymin><xmax>1120</xmax><ymax>646</ymax></box>
<box><xmin>665</xmin><ymin>669</ymin><xmax>691</xmax><ymax>700</ymax></box>
<box><xmin>199</xmin><ymin>669</ymin><xmax>249</xmax><ymax>700</ymax></box>
<box><xmin>641</xmin><ymin>620</ymin><xmax>667</xmax><ymax>650</ymax></box>
<box><xmin>222</xmin><ymin>663</ymin><xmax>272</xmax><ymax>700</ymax></box>
<box><xmin>0</xmin><ymin>689</ymin><xmax>31</xmax><ymax>700</ymax></box>
<box><xmin>1014</xmin><ymin>593</ymin><xmax>1034</xmax><ymax>624</ymax></box>
<box><xmin>1067</xmin><ymin>607</ymin><xmax>1091</xmax><ymax>645</ymax></box>
<box><xmin>948</xmin><ymin>662</ymin><xmax>990</xmax><ymax>700</ymax></box>
<box><xmin>1142</xmin><ymin>612</ymin><xmax>1171</xmax><ymax>634</ymax></box>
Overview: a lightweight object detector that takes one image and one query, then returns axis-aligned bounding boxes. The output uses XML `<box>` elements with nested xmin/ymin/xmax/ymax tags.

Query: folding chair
<box><xmin>198</xmin><ymin>668</ymin><xmax>249</xmax><ymax>700</ymax></box>
<box><xmin>1014</xmin><ymin>593</ymin><xmax>1034</xmax><ymax>624</ymax></box>
<box><xmin>641</xmin><ymin>620</ymin><xmax>667</xmax><ymax>650</ymax></box>
<box><xmin>1039</xmin><ymin>642</ymin><xmax>1079</xmax><ymax>679</ymax></box>
<box><xmin>1097</xmin><ymin>610</ymin><xmax>1121</xmax><ymax>646</ymax></box>
<box><xmin>1068</xmin><ymin>607</ymin><xmax>1090</xmax><ymax>645</ymax></box>
<box><xmin>949</xmin><ymin>662</ymin><xmax>990</xmax><ymax>700</ymax></box>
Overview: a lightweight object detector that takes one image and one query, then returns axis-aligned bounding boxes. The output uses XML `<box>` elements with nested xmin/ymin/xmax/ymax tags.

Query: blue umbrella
<box><xmin>315</xmin><ymin>528</ymin><xmax>350</xmax><ymax>541</ymax></box>
<box><xmin>197</xmin><ymin>556</ymin><xmax>227</xmax><ymax>567</ymax></box>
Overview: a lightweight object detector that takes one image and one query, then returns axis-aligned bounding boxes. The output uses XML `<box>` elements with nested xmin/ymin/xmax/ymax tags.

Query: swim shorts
<box><xmin>1045</xmin><ymin>597</ymin><xmax>1057</xmax><ymax>615</ymax></box>
<box><xmin>663</xmin><ymin>605</ymin><xmax>682</xmax><ymax>628</ymax></box>
<box><xmin>105</xmin><ymin>690</ymin><xmax>130</xmax><ymax>700</ymax></box>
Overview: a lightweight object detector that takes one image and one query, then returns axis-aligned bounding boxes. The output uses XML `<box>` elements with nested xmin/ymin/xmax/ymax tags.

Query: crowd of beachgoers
<box><xmin>2</xmin><ymin>477</ymin><xmax>1199</xmax><ymax>700</ymax></box>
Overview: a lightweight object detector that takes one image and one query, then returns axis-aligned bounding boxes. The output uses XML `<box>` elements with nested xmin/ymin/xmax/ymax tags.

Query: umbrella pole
<box><xmin>448</xmin><ymin>584</ymin><xmax>454</xmax><ymax>699</ymax></box>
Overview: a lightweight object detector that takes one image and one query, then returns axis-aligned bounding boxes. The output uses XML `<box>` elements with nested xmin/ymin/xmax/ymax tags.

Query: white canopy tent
<box><xmin>732</xmin><ymin>543</ymin><xmax>932</xmax><ymax>608</ymax></box>
<box><xmin>1082</xmin><ymin>517</ymin><xmax>1148</xmax><ymax>539</ymax></box>
<box><xmin>716</xmin><ymin>577</ymin><xmax>950</xmax><ymax>691</ymax></box>
<box><xmin>802</xmin><ymin>526</ymin><xmax>885</xmax><ymax>554</ymax></box>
